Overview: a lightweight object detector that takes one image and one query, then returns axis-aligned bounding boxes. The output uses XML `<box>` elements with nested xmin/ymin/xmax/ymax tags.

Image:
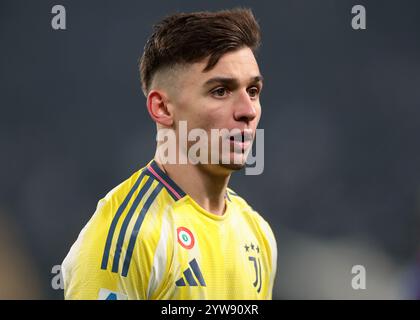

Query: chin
<box><xmin>219</xmin><ymin>162</ymin><xmax>246</xmax><ymax>171</ymax></box>
<box><xmin>219</xmin><ymin>155</ymin><xmax>247</xmax><ymax>171</ymax></box>
<box><xmin>216</xmin><ymin>151</ymin><xmax>249</xmax><ymax>171</ymax></box>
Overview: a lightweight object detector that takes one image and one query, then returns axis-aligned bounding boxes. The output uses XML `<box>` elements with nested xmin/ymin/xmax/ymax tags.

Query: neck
<box><xmin>153</xmin><ymin>155</ymin><xmax>231</xmax><ymax>216</ymax></box>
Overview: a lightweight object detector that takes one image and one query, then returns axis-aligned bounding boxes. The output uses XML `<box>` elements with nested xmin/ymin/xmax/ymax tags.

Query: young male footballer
<box><xmin>62</xmin><ymin>8</ymin><xmax>277</xmax><ymax>300</ymax></box>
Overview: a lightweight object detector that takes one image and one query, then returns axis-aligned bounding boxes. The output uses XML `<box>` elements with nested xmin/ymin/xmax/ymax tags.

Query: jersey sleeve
<box><xmin>259</xmin><ymin>217</ymin><xmax>277</xmax><ymax>299</ymax></box>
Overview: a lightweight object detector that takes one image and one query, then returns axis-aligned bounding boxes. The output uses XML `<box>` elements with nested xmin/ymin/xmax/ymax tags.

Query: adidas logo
<box><xmin>175</xmin><ymin>258</ymin><xmax>206</xmax><ymax>287</ymax></box>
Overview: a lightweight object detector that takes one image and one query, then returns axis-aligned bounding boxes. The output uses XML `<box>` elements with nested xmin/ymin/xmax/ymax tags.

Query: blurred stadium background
<box><xmin>0</xmin><ymin>0</ymin><xmax>419</xmax><ymax>299</ymax></box>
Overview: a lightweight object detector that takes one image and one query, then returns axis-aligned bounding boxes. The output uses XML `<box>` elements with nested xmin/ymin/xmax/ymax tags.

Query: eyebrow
<box><xmin>203</xmin><ymin>75</ymin><xmax>264</xmax><ymax>88</ymax></box>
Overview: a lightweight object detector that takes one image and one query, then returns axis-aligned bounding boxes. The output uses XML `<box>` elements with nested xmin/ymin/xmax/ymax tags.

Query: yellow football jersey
<box><xmin>62</xmin><ymin>160</ymin><xmax>277</xmax><ymax>300</ymax></box>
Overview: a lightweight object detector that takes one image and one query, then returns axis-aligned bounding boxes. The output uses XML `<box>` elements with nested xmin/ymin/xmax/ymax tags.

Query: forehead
<box><xmin>183</xmin><ymin>47</ymin><xmax>261</xmax><ymax>86</ymax></box>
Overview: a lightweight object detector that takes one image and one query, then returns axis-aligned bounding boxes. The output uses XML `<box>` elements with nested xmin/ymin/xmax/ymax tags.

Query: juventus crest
<box><xmin>244</xmin><ymin>242</ymin><xmax>262</xmax><ymax>293</ymax></box>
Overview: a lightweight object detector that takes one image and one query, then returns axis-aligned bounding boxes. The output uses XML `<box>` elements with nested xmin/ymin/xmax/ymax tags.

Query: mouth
<box><xmin>228</xmin><ymin>130</ymin><xmax>253</xmax><ymax>151</ymax></box>
<box><xmin>229</xmin><ymin>130</ymin><xmax>253</xmax><ymax>142</ymax></box>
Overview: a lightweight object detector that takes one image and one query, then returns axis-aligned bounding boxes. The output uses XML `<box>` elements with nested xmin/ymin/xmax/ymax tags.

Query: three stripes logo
<box><xmin>175</xmin><ymin>258</ymin><xmax>206</xmax><ymax>287</ymax></box>
<box><xmin>244</xmin><ymin>242</ymin><xmax>263</xmax><ymax>293</ymax></box>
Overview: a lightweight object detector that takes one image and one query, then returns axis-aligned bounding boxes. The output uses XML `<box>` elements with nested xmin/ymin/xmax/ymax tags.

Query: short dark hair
<box><xmin>139</xmin><ymin>8</ymin><xmax>261</xmax><ymax>96</ymax></box>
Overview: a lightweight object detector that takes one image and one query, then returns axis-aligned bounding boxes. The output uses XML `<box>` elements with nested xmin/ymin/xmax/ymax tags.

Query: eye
<box><xmin>211</xmin><ymin>87</ymin><xmax>229</xmax><ymax>98</ymax></box>
<box><xmin>247</xmin><ymin>86</ymin><xmax>260</xmax><ymax>99</ymax></box>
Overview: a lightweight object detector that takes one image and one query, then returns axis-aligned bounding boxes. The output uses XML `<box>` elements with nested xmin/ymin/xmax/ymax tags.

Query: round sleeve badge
<box><xmin>177</xmin><ymin>227</ymin><xmax>195</xmax><ymax>249</ymax></box>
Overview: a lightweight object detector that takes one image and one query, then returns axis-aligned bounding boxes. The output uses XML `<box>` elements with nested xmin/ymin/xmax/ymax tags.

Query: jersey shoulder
<box><xmin>62</xmin><ymin>161</ymin><xmax>183</xmax><ymax>299</ymax></box>
<box><xmin>226</xmin><ymin>186</ymin><xmax>277</xmax><ymax>248</ymax></box>
<box><xmin>226</xmin><ymin>187</ymin><xmax>265</xmax><ymax>222</ymax></box>
<box><xmin>92</xmin><ymin>161</ymin><xmax>182</xmax><ymax>276</ymax></box>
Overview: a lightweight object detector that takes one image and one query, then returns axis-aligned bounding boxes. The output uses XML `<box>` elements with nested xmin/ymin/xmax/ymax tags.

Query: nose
<box><xmin>233</xmin><ymin>90</ymin><xmax>258</xmax><ymax>123</ymax></box>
